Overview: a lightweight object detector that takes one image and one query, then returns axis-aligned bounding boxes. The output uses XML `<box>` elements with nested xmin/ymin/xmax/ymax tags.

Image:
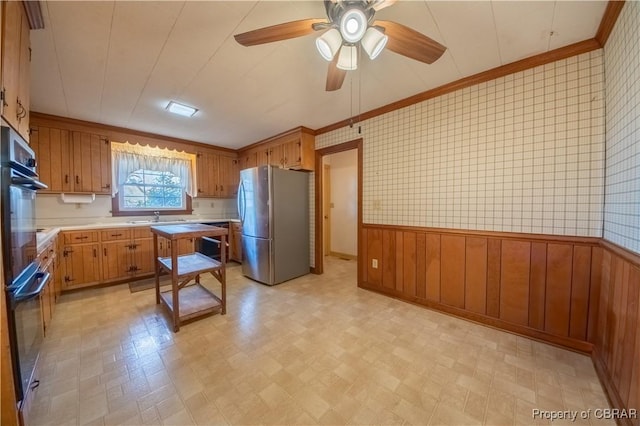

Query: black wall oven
<box><xmin>1</xmin><ymin>125</ymin><xmax>49</xmax><ymax>404</ymax></box>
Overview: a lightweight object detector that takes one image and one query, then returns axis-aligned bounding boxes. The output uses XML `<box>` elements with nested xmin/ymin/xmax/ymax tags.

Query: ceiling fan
<box><xmin>234</xmin><ymin>0</ymin><xmax>446</xmax><ymax>91</ymax></box>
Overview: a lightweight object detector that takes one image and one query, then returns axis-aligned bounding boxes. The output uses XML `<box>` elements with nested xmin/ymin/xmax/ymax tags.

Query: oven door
<box><xmin>6</xmin><ymin>267</ymin><xmax>50</xmax><ymax>402</ymax></box>
<box><xmin>7</xmin><ymin>185</ymin><xmax>38</xmax><ymax>280</ymax></box>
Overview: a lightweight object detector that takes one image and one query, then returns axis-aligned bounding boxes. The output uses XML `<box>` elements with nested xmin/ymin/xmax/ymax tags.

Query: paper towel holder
<box><xmin>60</xmin><ymin>193</ymin><xmax>96</xmax><ymax>204</ymax></box>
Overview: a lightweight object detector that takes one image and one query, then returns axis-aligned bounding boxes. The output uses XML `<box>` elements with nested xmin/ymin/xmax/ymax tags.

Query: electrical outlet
<box><xmin>372</xmin><ymin>200</ymin><xmax>381</xmax><ymax>210</ymax></box>
<box><xmin>372</xmin><ymin>259</ymin><xmax>378</xmax><ymax>268</ymax></box>
<box><xmin>210</xmin><ymin>202</ymin><xmax>215</xmax><ymax>208</ymax></box>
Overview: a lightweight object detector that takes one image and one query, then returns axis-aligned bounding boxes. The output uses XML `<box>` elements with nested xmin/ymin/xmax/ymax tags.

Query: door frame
<box><xmin>323</xmin><ymin>164</ymin><xmax>331</xmax><ymax>257</ymax></box>
<box><xmin>314</xmin><ymin>138</ymin><xmax>363</xmax><ymax>282</ymax></box>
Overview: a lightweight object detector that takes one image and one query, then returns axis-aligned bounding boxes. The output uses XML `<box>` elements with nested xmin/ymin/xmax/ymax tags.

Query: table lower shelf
<box><xmin>159</xmin><ymin>283</ymin><xmax>223</xmax><ymax>323</ymax></box>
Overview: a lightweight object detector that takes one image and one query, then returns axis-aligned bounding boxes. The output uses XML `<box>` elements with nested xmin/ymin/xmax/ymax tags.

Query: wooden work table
<box><xmin>150</xmin><ymin>224</ymin><xmax>228</xmax><ymax>332</ymax></box>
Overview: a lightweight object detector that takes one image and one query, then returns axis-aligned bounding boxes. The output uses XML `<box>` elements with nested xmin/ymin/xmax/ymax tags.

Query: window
<box><xmin>121</xmin><ymin>169</ymin><xmax>185</xmax><ymax>210</ymax></box>
<box><xmin>111</xmin><ymin>142</ymin><xmax>196</xmax><ymax>216</ymax></box>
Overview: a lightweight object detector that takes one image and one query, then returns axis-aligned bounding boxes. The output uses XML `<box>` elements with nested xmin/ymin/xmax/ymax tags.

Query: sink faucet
<box><xmin>153</xmin><ymin>211</ymin><xmax>160</xmax><ymax>222</ymax></box>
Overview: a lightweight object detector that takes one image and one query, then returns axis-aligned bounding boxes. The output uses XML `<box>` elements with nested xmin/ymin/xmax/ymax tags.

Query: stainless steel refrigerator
<box><xmin>237</xmin><ymin>165</ymin><xmax>309</xmax><ymax>285</ymax></box>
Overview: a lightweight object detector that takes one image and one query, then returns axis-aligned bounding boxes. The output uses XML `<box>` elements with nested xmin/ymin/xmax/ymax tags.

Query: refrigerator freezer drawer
<box><xmin>241</xmin><ymin>235</ymin><xmax>272</xmax><ymax>285</ymax></box>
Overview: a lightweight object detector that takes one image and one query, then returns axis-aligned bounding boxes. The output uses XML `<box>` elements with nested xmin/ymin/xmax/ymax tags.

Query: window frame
<box><xmin>112</xmin><ymin>168</ymin><xmax>193</xmax><ymax>217</ymax></box>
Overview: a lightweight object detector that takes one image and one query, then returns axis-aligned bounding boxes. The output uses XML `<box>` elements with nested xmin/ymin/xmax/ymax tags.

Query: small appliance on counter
<box><xmin>237</xmin><ymin>165</ymin><xmax>309</xmax><ymax>285</ymax></box>
<box><xmin>1</xmin><ymin>125</ymin><xmax>49</xmax><ymax>404</ymax></box>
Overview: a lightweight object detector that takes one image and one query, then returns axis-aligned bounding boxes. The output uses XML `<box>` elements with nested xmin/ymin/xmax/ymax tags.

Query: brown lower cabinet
<box><xmin>60</xmin><ymin>226</ymin><xmax>197</xmax><ymax>290</ymax></box>
<box><xmin>230</xmin><ymin>222</ymin><xmax>242</xmax><ymax>262</ymax></box>
<box><xmin>38</xmin><ymin>237</ymin><xmax>58</xmax><ymax>336</ymax></box>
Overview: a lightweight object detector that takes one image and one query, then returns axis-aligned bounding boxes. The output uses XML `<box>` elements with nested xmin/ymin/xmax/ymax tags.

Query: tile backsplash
<box><xmin>316</xmin><ymin>50</ymin><xmax>605</xmax><ymax>238</ymax></box>
<box><xmin>35</xmin><ymin>194</ymin><xmax>237</xmax><ymax>228</ymax></box>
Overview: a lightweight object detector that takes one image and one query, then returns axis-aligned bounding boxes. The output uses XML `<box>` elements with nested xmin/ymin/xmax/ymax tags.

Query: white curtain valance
<box><xmin>111</xmin><ymin>142</ymin><xmax>197</xmax><ymax>198</ymax></box>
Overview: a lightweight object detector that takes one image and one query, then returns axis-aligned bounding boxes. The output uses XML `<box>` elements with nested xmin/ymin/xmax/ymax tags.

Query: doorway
<box><xmin>314</xmin><ymin>139</ymin><xmax>363</xmax><ymax>281</ymax></box>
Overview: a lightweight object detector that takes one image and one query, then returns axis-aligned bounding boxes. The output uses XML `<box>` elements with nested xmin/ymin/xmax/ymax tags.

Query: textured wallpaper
<box><xmin>603</xmin><ymin>1</ymin><xmax>640</xmax><ymax>254</ymax></box>
<box><xmin>316</xmin><ymin>50</ymin><xmax>606</xmax><ymax>239</ymax></box>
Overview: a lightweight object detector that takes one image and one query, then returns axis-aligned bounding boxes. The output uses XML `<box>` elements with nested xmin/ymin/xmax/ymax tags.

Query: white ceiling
<box><xmin>29</xmin><ymin>1</ymin><xmax>608</xmax><ymax>149</ymax></box>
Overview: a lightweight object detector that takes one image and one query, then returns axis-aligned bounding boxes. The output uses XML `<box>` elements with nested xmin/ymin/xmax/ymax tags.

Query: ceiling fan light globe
<box><xmin>340</xmin><ymin>8</ymin><xmax>367</xmax><ymax>43</ymax></box>
<box><xmin>336</xmin><ymin>45</ymin><xmax>358</xmax><ymax>71</ymax></box>
<box><xmin>315</xmin><ymin>28</ymin><xmax>342</xmax><ymax>61</ymax></box>
<box><xmin>362</xmin><ymin>27</ymin><xmax>388</xmax><ymax>60</ymax></box>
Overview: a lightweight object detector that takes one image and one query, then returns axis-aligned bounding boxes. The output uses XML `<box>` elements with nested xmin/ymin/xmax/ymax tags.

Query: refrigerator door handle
<box><xmin>237</xmin><ymin>181</ymin><xmax>246</xmax><ymax>224</ymax></box>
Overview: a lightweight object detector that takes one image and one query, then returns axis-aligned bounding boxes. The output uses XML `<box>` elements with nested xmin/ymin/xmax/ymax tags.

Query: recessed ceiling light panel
<box><xmin>166</xmin><ymin>101</ymin><xmax>198</xmax><ymax>117</ymax></box>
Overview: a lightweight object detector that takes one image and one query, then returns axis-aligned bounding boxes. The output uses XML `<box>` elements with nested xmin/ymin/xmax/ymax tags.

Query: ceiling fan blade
<box><xmin>234</xmin><ymin>18</ymin><xmax>327</xmax><ymax>46</ymax></box>
<box><xmin>371</xmin><ymin>0</ymin><xmax>398</xmax><ymax>11</ymax></box>
<box><xmin>374</xmin><ymin>20</ymin><xmax>446</xmax><ymax>64</ymax></box>
<box><xmin>326</xmin><ymin>55</ymin><xmax>346</xmax><ymax>91</ymax></box>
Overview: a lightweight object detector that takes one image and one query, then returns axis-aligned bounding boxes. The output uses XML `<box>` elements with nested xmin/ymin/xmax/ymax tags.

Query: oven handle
<box><xmin>11</xmin><ymin>175</ymin><xmax>48</xmax><ymax>190</ymax></box>
<box><xmin>13</xmin><ymin>272</ymin><xmax>50</xmax><ymax>303</ymax></box>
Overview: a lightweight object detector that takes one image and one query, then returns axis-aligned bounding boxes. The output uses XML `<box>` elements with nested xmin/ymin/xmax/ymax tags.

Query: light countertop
<box><xmin>36</xmin><ymin>217</ymin><xmax>239</xmax><ymax>254</ymax></box>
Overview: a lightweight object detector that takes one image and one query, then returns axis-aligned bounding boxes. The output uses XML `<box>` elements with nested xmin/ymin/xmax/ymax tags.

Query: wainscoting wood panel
<box><xmin>486</xmin><ymin>239</ymin><xmax>501</xmax><ymax>318</ymax></box>
<box><xmin>545</xmin><ymin>244</ymin><xmax>573</xmax><ymax>336</ymax></box>
<box><xmin>465</xmin><ymin>237</ymin><xmax>487</xmax><ymax>315</ymax></box>
<box><xmin>500</xmin><ymin>240</ymin><xmax>531</xmax><ymax>326</ymax></box>
<box><xmin>403</xmin><ymin>232</ymin><xmax>417</xmax><ymax>298</ymax></box>
<box><xmin>366</xmin><ymin>228</ymin><xmax>382</xmax><ymax>286</ymax></box>
<box><xmin>587</xmin><ymin>247</ymin><xmax>602</xmax><ymax>343</ymax></box>
<box><xmin>360</xmin><ymin>225</ymin><xmax>639</xmax><ymax>422</ymax></box>
<box><xmin>529</xmin><ymin>242</ymin><xmax>547</xmax><ymax>329</ymax></box>
<box><xmin>416</xmin><ymin>234</ymin><xmax>427</xmax><ymax>299</ymax></box>
<box><xmin>440</xmin><ymin>235</ymin><xmax>466</xmax><ymax>309</ymax></box>
<box><xmin>425</xmin><ymin>234</ymin><xmax>441</xmax><ymax>302</ymax></box>
<box><xmin>592</xmin><ymin>241</ymin><xmax>639</xmax><ymax>426</ymax></box>
<box><xmin>361</xmin><ymin>224</ymin><xmax>600</xmax><ymax>352</ymax></box>
<box><xmin>570</xmin><ymin>245</ymin><xmax>592</xmax><ymax>340</ymax></box>
<box><xmin>395</xmin><ymin>231</ymin><xmax>405</xmax><ymax>293</ymax></box>
<box><xmin>382</xmin><ymin>230</ymin><xmax>395</xmax><ymax>290</ymax></box>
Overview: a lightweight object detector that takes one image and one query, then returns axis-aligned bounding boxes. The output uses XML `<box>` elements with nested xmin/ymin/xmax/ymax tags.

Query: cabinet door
<box><xmin>197</xmin><ymin>152</ymin><xmax>222</xmax><ymax>197</ymax></box>
<box><xmin>17</xmin><ymin>12</ymin><xmax>30</xmax><ymax>140</ymax></box>
<box><xmin>282</xmin><ymin>139</ymin><xmax>302</xmax><ymax>169</ymax></box>
<box><xmin>218</xmin><ymin>156</ymin><xmax>239</xmax><ymax>198</ymax></box>
<box><xmin>177</xmin><ymin>238</ymin><xmax>194</xmax><ymax>255</ymax></box>
<box><xmin>30</xmin><ymin>127</ymin><xmax>70</xmax><ymax>192</ymax></box>
<box><xmin>101</xmin><ymin>241</ymin><xmax>131</xmax><ymax>281</ymax></box>
<box><xmin>1</xmin><ymin>1</ymin><xmax>22</xmax><ymax>130</ymax></box>
<box><xmin>132</xmin><ymin>238</ymin><xmax>154</xmax><ymax>276</ymax></box>
<box><xmin>256</xmin><ymin>149</ymin><xmax>270</xmax><ymax>167</ymax></box>
<box><xmin>230</xmin><ymin>228</ymin><xmax>242</xmax><ymax>262</ymax></box>
<box><xmin>268</xmin><ymin>145</ymin><xmax>283</xmax><ymax>167</ymax></box>
<box><xmin>72</xmin><ymin>131</ymin><xmax>111</xmax><ymax>193</ymax></box>
<box><xmin>62</xmin><ymin>244</ymin><xmax>101</xmax><ymax>288</ymax></box>
<box><xmin>241</xmin><ymin>152</ymin><xmax>257</xmax><ymax>170</ymax></box>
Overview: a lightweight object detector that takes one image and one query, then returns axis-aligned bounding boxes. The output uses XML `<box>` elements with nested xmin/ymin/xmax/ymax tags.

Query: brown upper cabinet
<box><xmin>1</xmin><ymin>1</ymin><xmax>31</xmax><ymax>141</ymax></box>
<box><xmin>196</xmin><ymin>151</ymin><xmax>239</xmax><ymax>198</ymax></box>
<box><xmin>239</xmin><ymin>127</ymin><xmax>315</xmax><ymax>172</ymax></box>
<box><xmin>30</xmin><ymin>126</ymin><xmax>111</xmax><ymax>194</ymax></box>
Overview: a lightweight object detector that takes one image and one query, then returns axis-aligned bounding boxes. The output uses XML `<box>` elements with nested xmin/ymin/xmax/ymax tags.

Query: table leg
<box><xmin>153</xmin><ymin>234</ymin><xmax>160</xmax><ymax>304</ymax></box>
<box><xmin>171</xmin><ymin>239</ymin><xmax>179</xmax><ymax>332</ymax></box>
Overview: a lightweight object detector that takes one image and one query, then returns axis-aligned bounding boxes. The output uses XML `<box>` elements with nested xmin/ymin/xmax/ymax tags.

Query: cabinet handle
<box><xmin>93</xmin><ymin>248</ymin><xmax>97</xmax><ymax>257</ymax></box>
<box><xmin>1</xmin><ymin>88</ymin><xmax>7</xmax><ymax>107</ymax></box>
<box><xmin>111</xmin><ymin>233</ymin><xmax>122</xmax><ymax>237</ymax></box>
<box><xmin>102</xmin><ymin>184</ymin><xmax>111</xmax><ymax>189</ymax></box>
<box><xmin>75</xmin><ymin>236</ymin><xmax>88</xmax><ymax>240</ymax></box>
<box><xmin>75</xmin><ymin>176</ymin><xmax>80</xmax><ymax>184</ymax></box>
<box><xmin>65</xmin><ymin>175</ymin><xmax>69</xmax><ymax>184</ymax></box>
<box><xmin>220</xmin><ymin>185</ymin><xmax>224</xmax><ymax>191</ymax></box>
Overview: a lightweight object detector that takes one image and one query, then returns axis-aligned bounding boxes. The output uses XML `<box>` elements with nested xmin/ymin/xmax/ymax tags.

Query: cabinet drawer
<box><xmin>100</xmin><ymin>228</ymin><xmax>131</xmax><ymax>241</ymax></box>
<box><xmin>63</xmin><ymin>231</ymin><xmax>99</xmax><ymax>245</ymax></box>
<box><xmin>132</xmin><ymin>227</ymin><xmax>152</xmax><ymax>239</ymax></box>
